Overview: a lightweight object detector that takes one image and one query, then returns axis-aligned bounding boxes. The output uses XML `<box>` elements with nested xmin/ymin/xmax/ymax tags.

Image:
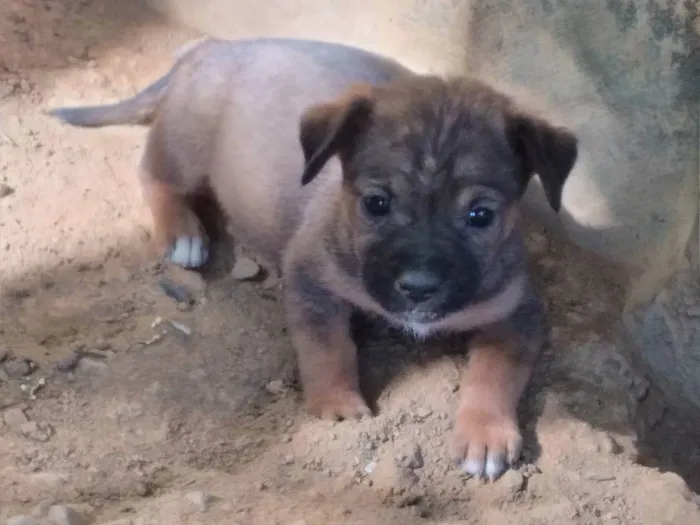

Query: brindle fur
<box><xmin>47</xmin><ymin>37</ymin><xmax>577</xmax><ymax>480</ymax></box>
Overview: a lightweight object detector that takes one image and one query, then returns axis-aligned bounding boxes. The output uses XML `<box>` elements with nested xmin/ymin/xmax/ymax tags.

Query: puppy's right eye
<box><xmin>362</xmin><ymin>193</ymin><xmax>392</xmax><ymax>217</ymax></box>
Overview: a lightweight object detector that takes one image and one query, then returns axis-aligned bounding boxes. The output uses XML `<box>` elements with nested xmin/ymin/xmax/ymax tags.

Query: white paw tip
<box><xmin>485</xmin><ymin>455</ymin><xmax>506</xmax><ymax>480</ymax></box>
<box><xmin>461</xmin><ymin>459</ymin><xmax>485</xmax><ymax>478</ymax></box>
<box><xmin>168</xmin><ymin>237</ymin><xmax>208</xmax><ymax>268</ymax></box>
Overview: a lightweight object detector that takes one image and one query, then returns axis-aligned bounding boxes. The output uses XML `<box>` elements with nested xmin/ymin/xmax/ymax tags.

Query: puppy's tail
<box><xmin>46</xmin><ymin>70</ymin><xmax>173</xmax><ymax>128</ymax></box>
<box><xmin>48</xmin><ymin>38</ymin><xmax>212</xmax><ymax>128</ymax></box>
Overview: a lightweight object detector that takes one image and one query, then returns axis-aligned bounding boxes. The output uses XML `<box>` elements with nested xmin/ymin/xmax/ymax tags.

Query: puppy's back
<box><xmin>159</xmin><ymin>38</ymin><xmax>413</xmax><ymax>267</ymax></box>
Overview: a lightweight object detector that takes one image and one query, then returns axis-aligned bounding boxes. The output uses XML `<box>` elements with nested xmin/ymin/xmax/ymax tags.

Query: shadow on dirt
<box><xmin>0</xmin><ymin>0</ymin><xmax>172</xmax><ymax>72</ymax></box>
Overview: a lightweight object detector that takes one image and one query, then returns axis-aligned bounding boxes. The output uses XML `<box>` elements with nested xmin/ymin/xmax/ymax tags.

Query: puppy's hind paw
<box><xmin>167</xmin><ymin>236</ymin><xmax>209</xmax><ymax>269</ymax></box>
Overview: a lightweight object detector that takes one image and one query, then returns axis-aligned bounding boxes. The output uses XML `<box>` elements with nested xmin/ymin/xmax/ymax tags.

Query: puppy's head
<box><xmin>299</xmin><ymin>76</ymin><xmax>577</xmax><ymax>326</ymax></box>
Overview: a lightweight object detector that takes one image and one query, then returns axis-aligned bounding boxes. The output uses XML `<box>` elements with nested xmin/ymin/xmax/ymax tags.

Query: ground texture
<box><xmin>1</xmin><ymin>1</ymin><xmax>700</xmax><ymax>524</ymax></box>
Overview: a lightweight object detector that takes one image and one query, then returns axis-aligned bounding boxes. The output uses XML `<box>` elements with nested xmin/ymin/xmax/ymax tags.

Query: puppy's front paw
<box><xmin>306</xmin><ymin>388</ymin><xmax>372</xmax><ymax>421</ymax></box>
<box><xmin>451</xmin><ymin>403</ymin><xmax>523</xmax><ymax>481</ymax></box>
<box><xmin>167</xmin><ymin>236</ymin><xmax>209</xmax><ymax>269</ymax></box>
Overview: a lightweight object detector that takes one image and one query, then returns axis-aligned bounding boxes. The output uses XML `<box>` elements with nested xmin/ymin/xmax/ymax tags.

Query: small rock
<box><xmin>20</xmin><ymin>421</ymin><xmax>53</xmax><ymax>442</ymax></box>
<box><xmin>522</xmin><ymin>464</ymin><xmax>541</xmax><ymax>478</ymax></box>
<box><xmin>7</xmin><ymin>516</ymin><xmax>42</xmax><ymax>525</ymax></box>
<box><xmin>281</xmin><ymin>454</ymin><xmax>295</xmax><ymax>466</ymax></box>
<box><xmin>499</xmin><ymin>469</ymin><xmax>525</xmax><ymax>494</ymax></box>
<box><xmin>135</xmin><ymin>481</ymin><xmax>153</xmax><ymax>497</ymax></box>
<box><xmin>158</xmin><ymin>277</ymin><xmax>194</xmax><ymax>304</ymax></box>
<box><xmin>47</xmin><ymin>504</ymin><xmax>87</xmax><ymax>525</ymax></box>
<box><xmin>231</xmin><ymin>258</ymin><xmax>261</xmax><ymax>281</ymax></box>
<box><xmin>3</xmin><ymin>406</ymin><xmax>29</xmax><ymax>430</ymax></box>
<box><xmin>597</xmin><ymin>433</ymin><xmax>623</xmax><ymax>455</ymax></box>
<box><xmin>186</xmin><ymin>491</ymin><xmax>212</xmax><ymax>512</ymax></box>
<box><xmin>56</xmin><ymin>352</ymin><xmax>83</xmax><ymax>373</ymax></box>
<box><xmin>94</xmin><ymin>341</ymin><xmax>112</xmax><ymax>351</ymax></box>
<box><xmin>0</xmin><ymin>183</ymin><xmax>14</xmax><ymax>198</ymax></box>
<box><xmin>176</xmin><ymin>301</ymin><xmax>193</xmax><ymax>312</ymax></box>
<box><xmin>3</xmin><ymin>357</ymin><xmax>34</xmax><ymax>378</ymax></box>
<box><xmin>414</xmin><ymin>407</ymin><xmax>433</xmax><ymax>420</ymax></box>
<box><xmin>586</xmin><ymin>473</ymin><xmax>616</xmax><ymax>482</ymax></box>
<box><xmin>0</xmin><ymin>348</ymin><xmax>9</xmax><ymax>362</ymax></box>
<box><xmin>396</xmin><ymin>442</ymin><xmax>424</xmax><ymax>470</ymax></box>
<box><xmin>29</xmin><ymin>473</ymin><xmax>68</xmax><ymax>488</ymax></box>
<box><xmin>77</xmin><ymin>357</ymin><xmax>108</xmax><ymax>374</ymax></box>
<box><xmin>265</xmin><ymin>380</ymin><xmax>288</xmax><ymax>396</ymax></box>
<box><xmin>363</xmin><ymin>461</ymin><xmax>378</xmax><ymax>475</ymax></box>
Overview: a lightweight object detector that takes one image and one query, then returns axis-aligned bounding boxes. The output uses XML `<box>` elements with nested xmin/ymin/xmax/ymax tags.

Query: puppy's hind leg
<box><xmin>138</xmin><ymin>144</ymin><xmax>208</xmax><ymax>270</ymax></box>
<box><xmin>141</xmin><ymin>177</ymin><xmax>208</xmax><ymax>269</ymax></box>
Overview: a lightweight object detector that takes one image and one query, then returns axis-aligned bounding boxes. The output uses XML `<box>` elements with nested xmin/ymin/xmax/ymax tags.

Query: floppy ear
<box><xmin>507</xmin><ymin>115</ymin><xmax>578</xmax><ymax>212</ymax></box>
<box><xmin>299</xmin><ymin>87</ymin><xmax>375</xmax><ymax>186</ymax></box>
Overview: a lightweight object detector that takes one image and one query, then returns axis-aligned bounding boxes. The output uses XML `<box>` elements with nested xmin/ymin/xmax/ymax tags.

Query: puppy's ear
<box><xmin>299</xmin><ymin>86</ymin><xmax>375</xmax><ymax>186</ymax></box>
<box><xmin>507</xmin><ymin>114</ymin><xmax>578</xmax><ymax>212</ymax></box>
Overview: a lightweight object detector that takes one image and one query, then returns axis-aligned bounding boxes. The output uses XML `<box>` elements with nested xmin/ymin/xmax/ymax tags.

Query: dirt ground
<box><xmin>1</xmin><ymin>1</ymin><xmax>700</xmax><ymax>524</ymax></box>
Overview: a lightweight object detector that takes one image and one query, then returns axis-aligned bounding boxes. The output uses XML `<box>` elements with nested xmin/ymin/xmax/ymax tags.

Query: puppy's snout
<box><xmin>394</xmin><ymin>270</ymin><xmax>444</xmax><ymax>304</ymax></box>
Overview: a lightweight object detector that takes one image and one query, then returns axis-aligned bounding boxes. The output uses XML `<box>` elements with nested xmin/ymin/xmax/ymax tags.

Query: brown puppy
<box><xmin>48</xmin><ymin>37</ymin><xmax>577</xmax><ymax>480</ymax></box>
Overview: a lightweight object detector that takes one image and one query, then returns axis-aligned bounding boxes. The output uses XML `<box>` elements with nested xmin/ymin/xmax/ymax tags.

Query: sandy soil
<box><xmin>1</xmin><ymin>1</ymin><xmax>700</xmax><ymax>524</ymax></box>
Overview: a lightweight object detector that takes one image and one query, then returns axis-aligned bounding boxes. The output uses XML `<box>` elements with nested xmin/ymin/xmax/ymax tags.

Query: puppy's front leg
<box><xmin>452</xmin><ymin>297</ymin><xmax>546</xmax><ymax>480</ymax></box>
<box><xmin>285</xmin><ymin>266</ymin><xmax>372</xmax><ymax>421</ymax></box>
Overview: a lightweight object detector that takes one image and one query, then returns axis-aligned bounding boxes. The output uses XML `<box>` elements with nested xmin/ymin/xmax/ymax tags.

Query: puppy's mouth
<box><xmin>395</xmin><ymin>307</ymin><xmax>442</xmax><ymax>322</ymax></box>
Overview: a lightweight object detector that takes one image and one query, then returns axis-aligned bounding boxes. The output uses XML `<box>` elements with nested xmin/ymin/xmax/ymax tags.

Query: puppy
<box><xmin>48</xmin><ymin>37</ymin><xmax>577</xmax><ymax>480</ymax></box>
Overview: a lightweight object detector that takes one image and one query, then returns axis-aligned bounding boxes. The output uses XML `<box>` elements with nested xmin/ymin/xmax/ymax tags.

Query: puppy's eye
<box><xmin>362</xmin><ymin>193</ymin><xmax>391</xmax><ymax>217</ymax></box>
<box><xmin>465</xmin><ymin>206</ymin><xmax>495</xmax><ymax>228</ymax></box>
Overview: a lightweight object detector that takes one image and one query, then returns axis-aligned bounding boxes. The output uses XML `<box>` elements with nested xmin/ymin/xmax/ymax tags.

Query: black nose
<box><xmin>394</xmin><ymin>270</ymin><xmax>443</xmax><ymax>303</ymax></box>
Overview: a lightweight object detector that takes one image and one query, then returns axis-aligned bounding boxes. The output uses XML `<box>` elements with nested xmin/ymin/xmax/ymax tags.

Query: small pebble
<box><xmin>7</xmin><ymin>516</ymin><xmax>42</xmax><ymax>525</ymax></box>
<box><xmin>586</xmin><ymin>473</ymin><xmax>616</xmax><ymax>482</ymax></box>
<box><xmin>135</xmin><ymin>481</ymin><xmax>153</xmax><ymax>497</ymax></box>
<box><xmin>3</xmin><ymin>358</ymin><xmax>34</xmax><ymax>378</ymax></box>
<box><xmin>0</xmin><ymin>348</ymin><xmax>9</xmax><ymax>362</ymax></box>
<box><xmin>169</xmin><ymin>320</ymin><xmax>192</xmax><ymax>336</ymax></box>
<box><xmin>265</xmin><ymin>380</ymin><xmax>288</xmax><ymax>396</ymax></box>
<box><xmin>3</xmin><ymin>407</ymin><xmax>29</xmax><ymax>430</ymax></box>
<box><xmin>186</xmin><ymin>490</ymin><xmax>212</xmax><ymax>512</ymax></box>
<box><xmin>47</xmin><ymin>504</ymin><xmax>87</xmax><ymax>525</ymax></box>
<box><xmin>499</xmin><ymin>469</ymin><xmax>525</xmax><ymax>493</ymax></box>
<box><xmin>20</xmin><ymin>421</ymin><xmax>53</xmax><ymax>442</ymax></box>
<box><xmin>597</xmin><ymin>433</ymin><xmax>623</xmax><ymax>455</ymax></box>
<box><xmin>77</xmin><ymin>357</ymin><xmax>108</xmax><ymax>374</ymax></box>
<box><xmin>158</xmin><ymin>277</ymin><xmax>194</xmax><ymax>304</ymax></box>
<box><xmin>177</xmin><ymin>301</ymin><xmax>193</xmax><ymax>312</ymax></box>
<box><xmin>56</xmin><ymin>352</ymin><xmax>83</xmax><ymax>373</ymax></box>
<box><xmin>0</xmin><ymin>183</ymin><xmax>14</xmax><ymax>198</ymax></box>
<box><xmin>231</xmin><ymin>258</ymin><xmax>261</xmax><ymax>280</ymax></box>
<box><xmin>94</xmin><ymin>341</ymin><xmax>112</xmax><ymax>351</ymax></box>
<box><xmin>281</xmin><ymin>454</ymin><xmax>295</xmax><ymax>466</ymax></box>
<box><xmin>364</xmin><ymin>461</ymin><xmax>378</xmax><ymax>475</ymax></box>
<box><xmin>396</xmin><ymin>442</ymin><xmax>424</xmax><ymax>470</ymax></box>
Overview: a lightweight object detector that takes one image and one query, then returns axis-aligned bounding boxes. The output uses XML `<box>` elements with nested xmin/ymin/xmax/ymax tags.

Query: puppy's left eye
<box><xmin>465</xmin><ymin>206</ymin><xmax>495</xmax><ymax>228</ymax></box>
<box><xmin>362</xmin><ymin>193</ymin><xmax>392</xmax><ymax>217</ymax></box>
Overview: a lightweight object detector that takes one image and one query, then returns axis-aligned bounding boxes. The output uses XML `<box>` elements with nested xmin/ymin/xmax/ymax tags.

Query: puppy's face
<box><xmin>299</xmin><ymin>77</ymin><xmax>577</xmax><ymax>327</ymax></box>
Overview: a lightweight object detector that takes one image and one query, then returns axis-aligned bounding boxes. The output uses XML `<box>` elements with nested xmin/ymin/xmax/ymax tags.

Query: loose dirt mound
<box><xmin>1</xmin><ymin>1</ymin><xmax>699</xmax><ymax>524</ymax></box>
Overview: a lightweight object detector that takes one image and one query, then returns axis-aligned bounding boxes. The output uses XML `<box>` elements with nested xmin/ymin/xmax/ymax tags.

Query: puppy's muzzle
<box><xmin>394</xmin><ymin>269</ymin><xmax>445</xmax><ymax>304</ymax></box>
